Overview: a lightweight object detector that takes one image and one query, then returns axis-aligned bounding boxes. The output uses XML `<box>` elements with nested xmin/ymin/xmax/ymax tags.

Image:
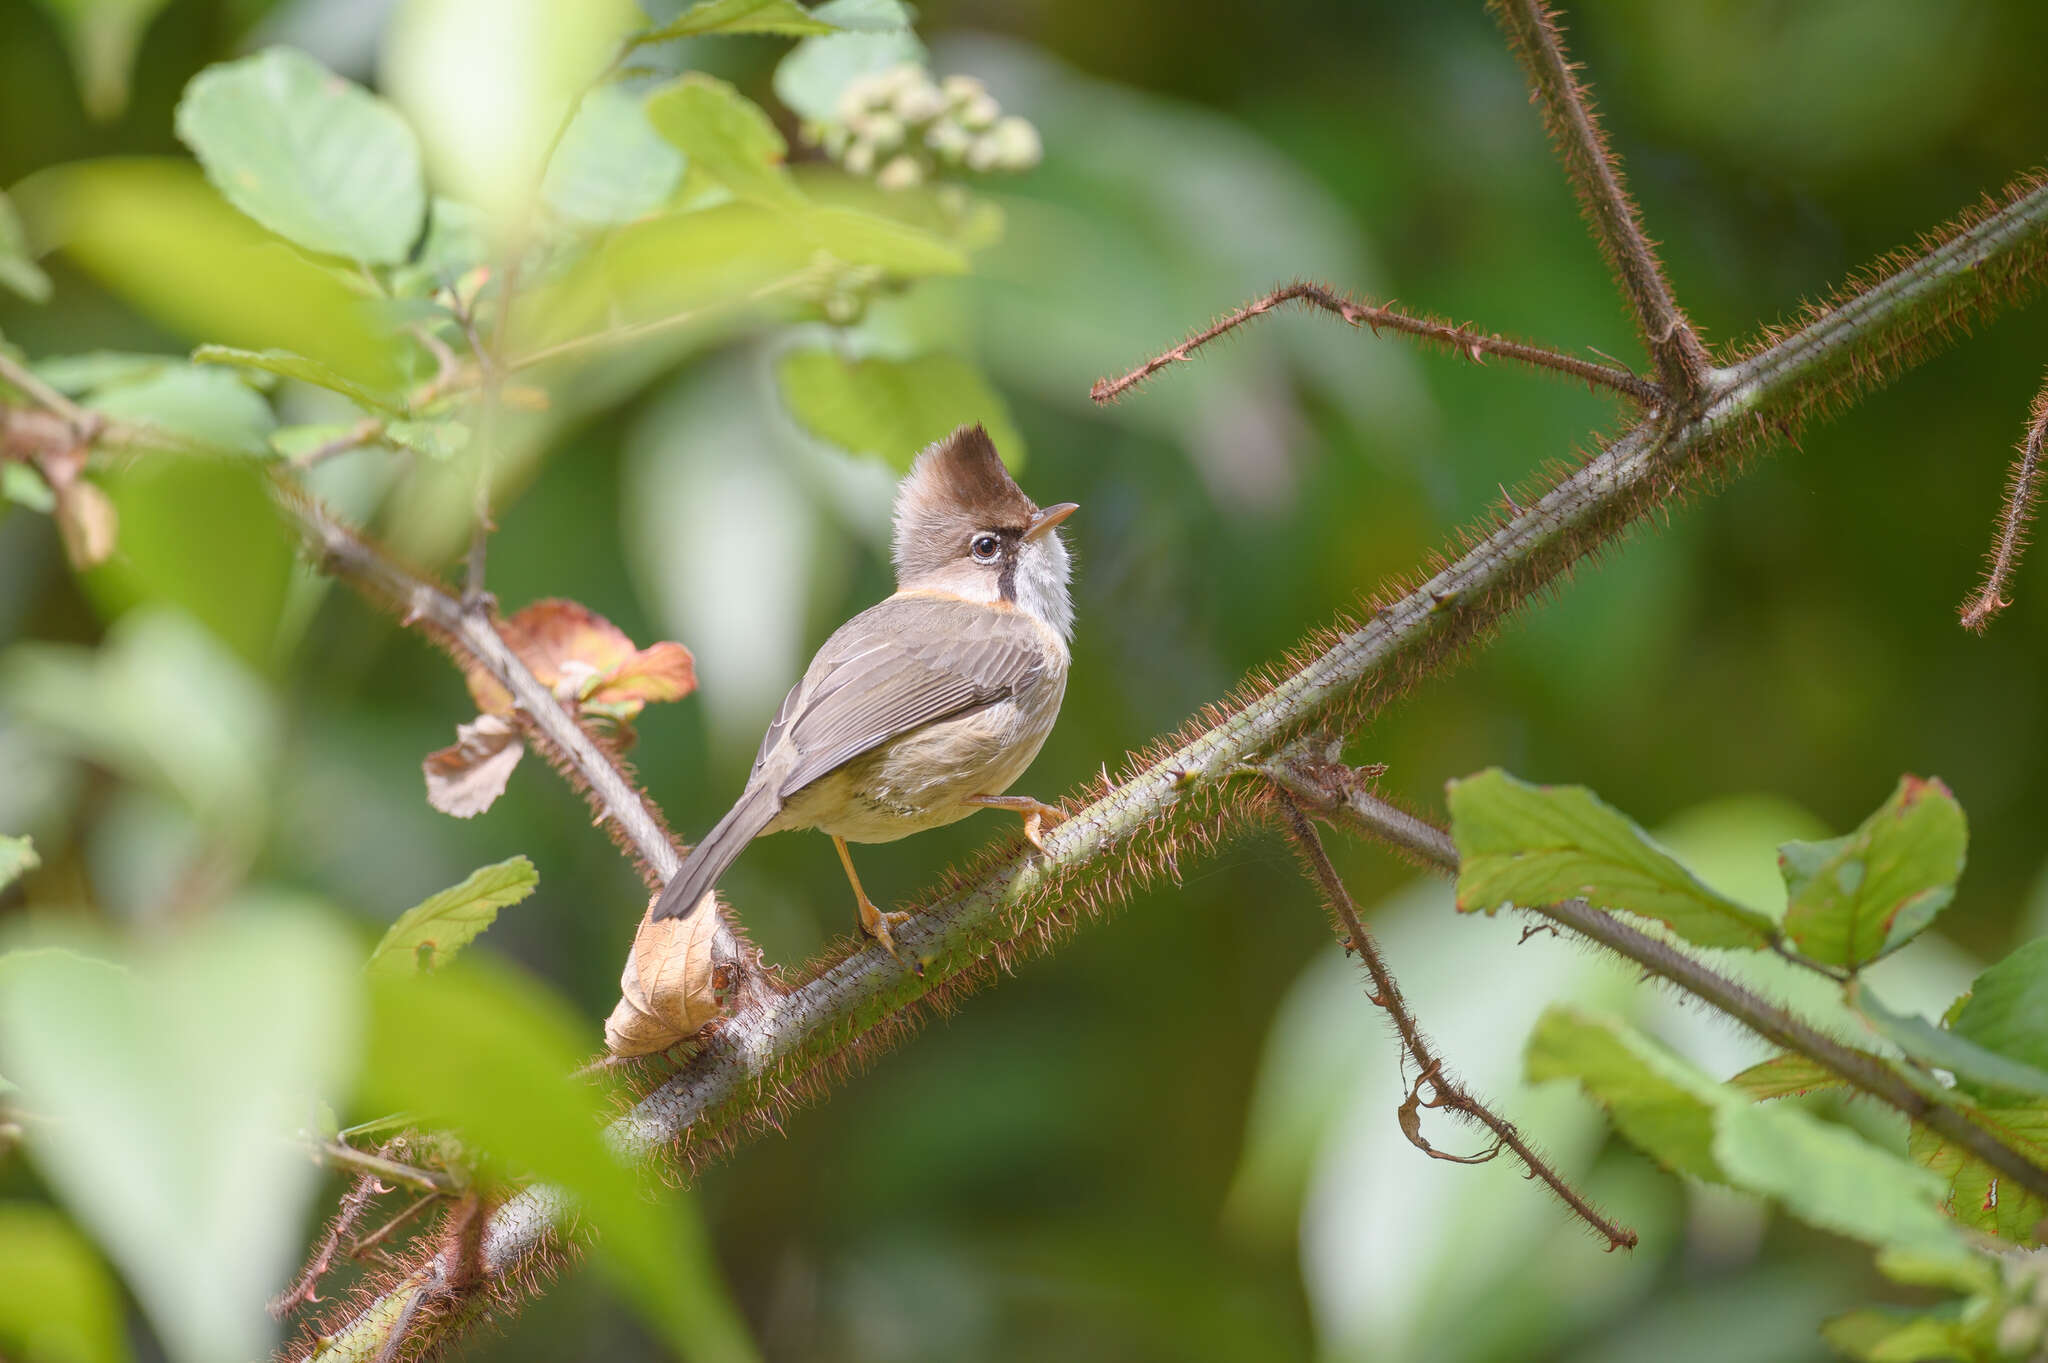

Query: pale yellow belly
<box><xmin>771</xmin><ymin>671</ymin><xmax>1066</xmax><ymax>843</ymax></box>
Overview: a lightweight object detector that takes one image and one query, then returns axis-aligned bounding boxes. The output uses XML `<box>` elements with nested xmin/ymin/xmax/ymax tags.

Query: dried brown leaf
<box><xmin>423</xmin><ymin>714</ymin><xmax>526</xmax><ymax>818</ymax></box>
<box><xmin>604</xmin><ymin>899</ymin><xmax>722</xmax><ymax>1057</ymax></box>
<box><xmin>465</xmin><ymin>599</ymin><xmax>696</xmax><ymax>723</ymax></box>
<box><xmin>55</xmin><ymin>479</ymin><xmax>117</xmax><ymax>569</ymax></box>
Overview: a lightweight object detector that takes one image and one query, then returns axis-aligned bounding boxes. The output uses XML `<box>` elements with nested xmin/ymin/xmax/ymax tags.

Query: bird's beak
<box><xmin>1024</xmin><ymin>503</ymin><xmax>1079</xmax><ymax>540</ymax></box>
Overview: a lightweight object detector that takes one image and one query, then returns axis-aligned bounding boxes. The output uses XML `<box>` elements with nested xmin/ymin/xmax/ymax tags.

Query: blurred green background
<box><xmin>4</xmin><ymin>0</ymin><xmax>2048</xmax><ymax>1360</ymax></box>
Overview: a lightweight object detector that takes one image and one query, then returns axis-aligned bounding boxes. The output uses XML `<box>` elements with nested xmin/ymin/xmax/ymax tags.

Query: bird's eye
<box><xmin>970</xmin><ymin>533</ymin><xmax>1002</xmax><ymax>563</ymax></box>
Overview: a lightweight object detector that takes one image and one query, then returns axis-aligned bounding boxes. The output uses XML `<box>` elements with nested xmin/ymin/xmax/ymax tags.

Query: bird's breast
<box><xmin>781</xmin><ymin>664</ymin><xmax>1068</xmax><ymax>843</ymax></box>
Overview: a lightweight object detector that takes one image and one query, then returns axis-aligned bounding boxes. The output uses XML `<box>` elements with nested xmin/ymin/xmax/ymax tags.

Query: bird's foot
<box><xmin>858</xmin><ymin>896</ymin><xmax>921</xmax><ymax>975</ymax></box>
<box><xmin>968</xmin><ymin>794</ymin><xmax>1069</xmax><ymax>856</ymax></box>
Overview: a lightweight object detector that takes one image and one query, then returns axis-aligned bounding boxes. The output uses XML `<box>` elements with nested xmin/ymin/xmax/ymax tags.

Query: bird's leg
<box><xmin>832</xmin><ymin>835</ymin><xmax>917</xmax><ymax>970</ymax></box>
<box><xmin>967</xmin><ymin>795</ymin><xmax>1068</xmax><ymax>855</ymax></box>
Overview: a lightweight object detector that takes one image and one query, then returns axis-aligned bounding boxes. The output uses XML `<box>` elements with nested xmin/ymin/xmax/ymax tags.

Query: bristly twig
<box><xmin>1275</xmin><ymin>792</ymin><xmax>1638</xmax><ymax>1251</ymax></box>
<box><xmin>1089</xmin><ymin>281</ymin><xmax>1663</xmax><ymax>406</ymax></box>
<box><xmin>1960</xmin><ymin>369</ymin><xmax>2048</xmax><ymax>631</ymax></box>
<box><xmin>1260</xmin><ymin>747</ymin><xmax>2048</xmax><ymax>1207</ymax></box>
<box><xmin>1488</xmin><ymin>0</ymin><xmax>1713</xmax><ymax>399</ymax></box>
<box><xmin>271</xmin><ymin>1168</ymin><xmax>387</xmax><ymax>1318</ymax></box>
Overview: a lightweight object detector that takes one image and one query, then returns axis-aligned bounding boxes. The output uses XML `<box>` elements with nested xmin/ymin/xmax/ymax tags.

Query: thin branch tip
<box><xmin>1959</xmin><ymin>369</ymin><xmax>2048</xmax><ymax>632</ymax></box>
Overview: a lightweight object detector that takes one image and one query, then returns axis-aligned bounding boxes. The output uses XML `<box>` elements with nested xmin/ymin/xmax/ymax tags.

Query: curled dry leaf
<box><xmin>605</xmin><ymin>896</ymin><xmax>723</xmax><ymax>1057</ymax></box>
<box><xmin>423</xmin><ymin>714</ymin><xmax>526</xmax><ymax>818</ymax></box>
<box><xmin>54</xmin><ymin>479</ymin><xmax>117</xmax><ymax>569</ymax></box>
<box><xmin>464</xmin><ymin>599</ymin><xmax>696</xmax><ymax>724</ymax></box>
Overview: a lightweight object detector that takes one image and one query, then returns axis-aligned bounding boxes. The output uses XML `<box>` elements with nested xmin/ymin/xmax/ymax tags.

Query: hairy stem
<box><xmin>1489</xmin><ymin>0</ymin><xmax>1713</xmax><ymax>396</ymax></box>
<box><xmin>1960</xmin><ymin>370</ymin><xmax>2048</xmax><ymax>631</ymax></box>
<box><xmin>1261</xmin><ymin>751</ymin><xmax>2048</xmax><ymax>1206</ymax></box>
<box><xmin>1090</xmin><ymin>281</ymin><xmax>1663</xmax><ymax>406</ymax></box>
<box><xmin>1276</xmin><ymin>793</ymin><xmax>1638</xmax><ymax>1250</ymax></box>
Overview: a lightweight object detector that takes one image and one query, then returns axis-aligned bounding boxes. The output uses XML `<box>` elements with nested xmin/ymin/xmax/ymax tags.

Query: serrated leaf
<box><xmin>191</xmin><ymin>345</ymin><xmax>401</xmax><ymax>414</ymax></box>
<box><xmin>464</xmin><ymin>599</ymin><xmax>696</xmax><ymax>722</ymax></box>
<box><xmin>1908</xmin><ymin>1102</ymin><xmax>2048</xmax><ymax>1245</ymax></box>
<box><xmin>84</xmin><ymin>365</ymin><xmax>276</xmax><ymax>456</ymax></box>
<box><xmin>174</xmin><ymin>48</ymin><xmax>426</xmax><ymax>263</ymax></box>
<box><xmin>772</xmin><ymin>0</ymin><xmax>923</xmax><ymax>122</ymax></box>
<box><xmin>1447</xmin><ymin>768</ymin><xmax>1777</xmax><ymax>949</ymax></box>
<box><xmin>0</xmin><ymin>191</ymin><xmax>51</xmax><ymax>303</ymax></box>
<box><xmin>643</xmin><ymin>0</ymin><xmax>838</xmax><ymax>39</ymax></box>
<box><xmin>1953</xmin><ymin>936</ymin><xmax>2048</xmax><ymax>1076</ymax></box>
<box><xmin>368</xmin><ymin>856</ymin><xmax>538</xmax><ymax>975</ymax></box>
<box><xmin>1528</xmin><ymin>1007</ymin><xmax>1966</xmax><ymax>1259</ymax></box>
<box><xmin>1781</xmin><ymin>776</ymin><xmax>1967</xmax><ymax>968</ymax></box>
<box><xmin>647</xmin><ymin>74</ymin><xmax>804</xmax><ymax>210</ymax></box>
<box><xmin>1857</xmin><ymin>987</ymin><xmax>2048</xmax><ymax>1099</ymax></box>
<box><xmin>777</xmin><ymin>349</ymin><xmax>1025</xmax><ymax>470</ymax></box>
<box><xmin>1728</xmin><ymin>1050</ymin><xmax>1849</xmax><ymax>1101</ymax></box>
<box><xmin>0</xmin><ymin>836</ymin><xmax>37</xmax><ymax>893</ymax></box>
<box><xmin>543</xmin><ymin>84</ymin><xmax>684</xmax><ymax>227</ymax></box>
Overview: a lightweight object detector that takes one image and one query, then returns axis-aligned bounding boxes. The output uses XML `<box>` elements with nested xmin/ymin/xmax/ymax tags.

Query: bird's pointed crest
<box><xmin>891</xmin><ymin>425</ymin><xmax>1038</xmax><ymax>583</ymax></box>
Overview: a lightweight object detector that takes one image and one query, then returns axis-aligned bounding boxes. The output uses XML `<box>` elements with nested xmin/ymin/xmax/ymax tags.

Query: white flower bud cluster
<box><xmin>809</xmin><ymin>63</ymin><xmax>1042</xmax><ymax>190</ymax></box>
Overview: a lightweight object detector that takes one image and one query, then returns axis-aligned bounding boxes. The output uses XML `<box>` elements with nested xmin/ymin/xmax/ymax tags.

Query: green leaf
<box><xmin>191</xmin><ymin>345</ymin><xmax>401</xmax><ymax>414</ymax></box>
<box><xmin>1781</xmin><ymin>776</ymin><xmax>1967</xmax><ymax>968</ymax></box>
<box><xmin>384</xmin><ymin>419</ymin><xmax>471</xmax><ymax>460</ymax></box>
<box><xmin>0</xmin><ymin>1202</ymin><xmax>133</xmax><ymax>1363</ymax></box>
<box><xmin>776</xmin><ymin>349</ymin><xmax>1025</xmax><ymax>469</ymax></box>
<box><xmin>1857</xmin><ymin>987</ymin><xmax>2048</xmax><ymax>1099</ymax></box>
<box><xmin>772</xmin><ymin>0</ymin><xmax>924</xmax><ymax>122</ymax></box>
<box><xmin>647</xmin><ymin>74</ymin><xmax>804</xmax><ymax>210</ymax></box>
<box><xmin>173</xmin><ymin>47</ymin><xmax>426</xmax><ymax>263</ymax></box>
<box><xmin>30</xmin><ymin>352</ymin><xmax>176</xmax><ymax>397</ymax></box>
<box><xmin>14</xmin><ymin>159</ymin><xmax>404</xmax><ymax>389</ymax></box>
<box><xmin>1528</xmin><ymin>1006</ymin><xmax>1965</xmax><ymax>1258</ymax></box>
<box><xmin>368</xmin><ymin>856</ymin><xmax>538</xmax><ymax>975</ymax></box>
<box><xmin>85</xmin><ymin>365</ymin><xmax>276</xmax><ymax>457</ymax></box>
<box><xmin>28</xmin><ymin>0</ymin><xmax>174</xmax><ymax>120</ymax></box>
<box><xmin>1821</xmin><ymin>1307</ymin><xmax>1978</xmax><ymax>1363</ymax></box>
<box><xmin>1728</xmin><ymin>1050</ymin><xmax>1849</xmax><ymax>1101</ymax></box>
<box><xmin>1953</xmin><ymin>936</ymin><xmax>2048</xmax><ymax>1076</ymax></box>
<box><xmin>1908</xmin><ymin>1102</ymin><xmax>2048</xmax><ymax>1245</ymax></box>
<box><xmin>0</xmin><ymin>907</ymin><xmax>360</xmax><ymax>1363</ymax></box>
<box><xmin>642</xmin><ymin>0</ymin><xmax>838</xmax><ymax>40</ymax></box>
<box><xmin>363</xmin><ymin>961</ymin><xmax>759</xmax><ymax>1363</ymax></box>
<box><xmin>0</xmin><ymin>191</ymin><xmax>51</xmax><ymax>303</ymax></box>
<box><xmin>1</xmin><ymin>465</ymin><xmax>55</xmax><ymax>515</ymax></box>
<box><xmin>1447</xmin><ymin>768</ymin><xmax>1778</xmax><ymax>949</ymax></box>
<box><xmin>543</xmin><ymin>84</ymin><xmax>685</xmax><ymax>227</ymax></box>
<box><xmin>0</xmin><ymin>836</ymin><xmax>37</xmax><ymax>893</ymax></box>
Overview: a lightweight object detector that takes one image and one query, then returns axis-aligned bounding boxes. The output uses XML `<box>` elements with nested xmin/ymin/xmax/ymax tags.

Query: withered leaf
<box><xmin>423</xmin><ymin>714</ymin><xmax>526</xmax><ymax>818</ymax></box>
<box><xmin>55</xmin><ymin>479</ymin><xmax>117</xmax><ymax>569</ymax></box>
<box><xmin>605</xmin><ymin>898</ymin><xmax>723</xmax><ymax>1057</ymax></box>
<box><xmin>465</xmin><ymin>598</ymin><xmax>696</xmax><ymax>724</ymax></box>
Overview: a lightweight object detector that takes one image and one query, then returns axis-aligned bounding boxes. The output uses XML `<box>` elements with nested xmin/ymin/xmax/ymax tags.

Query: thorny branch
<box><xmin>1275</xmin><ymin>792</ymin><xmax>1638</xmax><ymax>1251</ymax></box>
<box><xmin>1959</xmin><ymin>370</ymin><xmax>2048</xmax><ymax>631</ymax></box>
<box><xmin>1261</xmin><ymin>747</ymin><xmax>2048</xmax><ymax>1208</ymax></box>
<box><xmin>1489</xmin><ymin>0</ymin><xmax>1713</xmax><ymax>399</ymax></box>
<box><xmin>1090</xmin><ymin>281</ymin><xmax>1663</xmax><ymax>406</ymax></box>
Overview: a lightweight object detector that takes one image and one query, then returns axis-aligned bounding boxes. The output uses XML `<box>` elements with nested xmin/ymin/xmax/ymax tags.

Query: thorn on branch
<box><xmin>1273</xmin><ymin>792</ymin><xmax>1638</xmax><ymax>1250</ymax></box>
<box><xmin>1090</xmin><ymin>281</ymin><xmax>1662</xmax><ymax>407</ymax></box>
<box><xmin>1488</xmin><ymin>0</ymin><xmax>1712</xmax><ymax>399</ymax></box>
<box><xmin>1959</xmin><ymin>369</ymin><xmax>2048</xmax><ymax>632</ymax></box>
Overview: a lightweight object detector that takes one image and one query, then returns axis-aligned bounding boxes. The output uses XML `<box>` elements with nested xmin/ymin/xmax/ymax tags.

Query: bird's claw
<box><xmin>861</xmin><ymin>904</ymin><xmax>922</xmax><ymax>975</ymax></box>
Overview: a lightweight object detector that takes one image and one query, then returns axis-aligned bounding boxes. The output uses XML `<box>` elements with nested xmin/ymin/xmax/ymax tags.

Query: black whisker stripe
<box><xmin>998</xmin><ymin>530</ymin><xmax>1021</xmax><ymax>602</ymax></box>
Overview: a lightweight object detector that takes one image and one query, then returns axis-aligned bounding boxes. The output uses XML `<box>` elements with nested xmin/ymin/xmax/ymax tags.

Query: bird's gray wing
<box><xmin>753</xmin><ymin>594</ymin><xmax>1049</xmax><ymax>798</ymax></box>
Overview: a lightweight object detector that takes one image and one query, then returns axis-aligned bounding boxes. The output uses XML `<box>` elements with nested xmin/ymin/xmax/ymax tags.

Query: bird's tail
<box><xmin>652</xmin><ymin>783</ymin><xmax>780</xmax><ymax>921</ymax></box>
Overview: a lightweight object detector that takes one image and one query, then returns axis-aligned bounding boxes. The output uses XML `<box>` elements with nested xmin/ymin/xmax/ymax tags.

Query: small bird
<box><xmin>651</xmin><ymin>424</ymin><xmax>1077</xmax><ymax>964</ymax></box>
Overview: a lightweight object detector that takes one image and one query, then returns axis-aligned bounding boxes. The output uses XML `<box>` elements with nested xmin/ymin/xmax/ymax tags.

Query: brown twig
<box><xmin>1089</xmin><ymin>281</ymin><xmax>1662</xmax><ymax>406</ymax></box>
<box><xmin>1275</xmin><ymin>792</ymin><xmax>1638</xmax><ymax>1250</ymax></box>
<box><xmin>1260</xmin><ymin>746</ymin><xmax>2048</xmax><ymax>1207</ymax></box>
<box><xmin>347</xmin><ymin>1191</ymin><xmax>439</xmax><ymax>1260</ymax></box>
<box><xmin>309</xmin><ymin>1139</ymin><xmax>463</xmax><ymax>1198</ymax></box>
<box><xmin>1489</xmin><ymin>0</ymin><xmax>1713</xmax><ymax>398</ymax></box>
<box><xmin>1960</xmin><ymin>370</ymin><xmax>2048</xmax><ymax>631</ymax></box>
<box><xmin>292</xmin><ymin>417</ymin><xmax>386</xmax><ymax>470</ymax></box>
<box><xmin>271</xmin><ymin>1169</ymin><xmax>386</xmax><ymax>1318</ymax></box>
